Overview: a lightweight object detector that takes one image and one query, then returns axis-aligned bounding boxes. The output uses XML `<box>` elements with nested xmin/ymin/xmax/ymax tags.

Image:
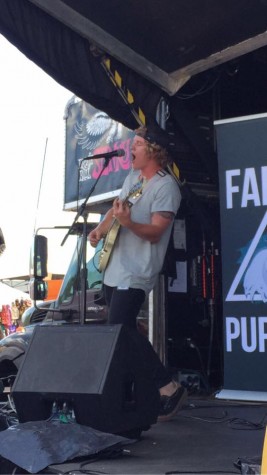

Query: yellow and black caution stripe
<box><xmin>170</xmin><ymin>162</ymin><xmax>180</xmax><ymax>179</ymax></box>
<box><xmin>102</xmin><ymin>57</ymin><xmax>146</xmax><ymax>127</ymax></box>
<box><xmin>101</xmin><ymin>56</ymin><xmax>182</xmax><ymax>185</ymax></box>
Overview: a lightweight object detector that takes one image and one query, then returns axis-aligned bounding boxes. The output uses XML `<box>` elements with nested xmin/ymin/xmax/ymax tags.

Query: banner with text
<box><xmin>64</xmin><ymin>99</ymin><xmax>134</xmax><ymax>212</ymax></box>
<box><xmin>215</xmin><ymin>113</ymin><xmax>267</xmax><ymax>392</ymax></box>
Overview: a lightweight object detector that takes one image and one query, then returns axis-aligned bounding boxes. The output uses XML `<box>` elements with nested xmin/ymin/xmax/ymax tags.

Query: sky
<box><xmin>0</xmin><ymin>34</ymin><xmax>83</xmax><ymax>278</ymax></box>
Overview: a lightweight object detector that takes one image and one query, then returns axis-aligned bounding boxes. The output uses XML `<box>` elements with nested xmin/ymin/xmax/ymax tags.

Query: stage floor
<box><xmin>46</xmin><ymin>395</ymin><xmax>266</xmax><ymax>475</ymax></box>
<box><xmin>0</xmin><ymin>393</ymin><xmax>265</xmax><ymax>474</ymax></box>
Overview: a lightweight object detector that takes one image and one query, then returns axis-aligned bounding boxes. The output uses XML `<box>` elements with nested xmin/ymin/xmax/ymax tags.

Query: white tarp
<box><xmin>0</xmin><ymin>282</ymin><xmax>31</xmax><ymax>307</ymax></box>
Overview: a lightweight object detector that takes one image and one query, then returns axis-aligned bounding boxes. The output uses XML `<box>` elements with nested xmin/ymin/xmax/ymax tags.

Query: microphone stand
<box><xmin>61</xmin><ymin>156</ymin><xmax>112</xmax><ymax>324</ymax></box>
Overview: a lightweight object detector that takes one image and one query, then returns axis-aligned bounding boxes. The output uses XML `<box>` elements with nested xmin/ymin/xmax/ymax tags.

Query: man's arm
<box><xmin>113</xmin><ymin>198</ymin><xmax>173</xmax><ymax>243</ymax></box>
<box><xmin>126</xmin><ymin>211</ymin><xmax>173</xmax><ymax>243</ymax></box>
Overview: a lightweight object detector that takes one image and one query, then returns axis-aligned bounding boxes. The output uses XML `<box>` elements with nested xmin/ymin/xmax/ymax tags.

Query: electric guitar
<box><xmin>98</xmin><ymin>181</ymin><xmax>144</xmax><ymax>272</ymax></box>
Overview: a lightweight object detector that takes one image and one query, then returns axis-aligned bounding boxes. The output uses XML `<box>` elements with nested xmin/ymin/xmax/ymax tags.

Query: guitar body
<box><xmin>98</xmin><ymin>219</ymin><xmax>121</xmax><ymax>272</ymax></box>
<box><xmin>98</xmin><ymin>180</ymin><xmax>144</xmax><ymax>272</ymax></box>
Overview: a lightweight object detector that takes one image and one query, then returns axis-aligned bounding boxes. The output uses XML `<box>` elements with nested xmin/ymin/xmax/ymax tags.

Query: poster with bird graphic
<box><xmin>64</xmin><ymin>97</ymin><xmax>134</xmax><ymax>212</ymax></box>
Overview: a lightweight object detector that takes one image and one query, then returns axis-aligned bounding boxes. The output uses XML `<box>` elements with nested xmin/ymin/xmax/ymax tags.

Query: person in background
<box><xmin>11</xmin><ymin>301</ymin><xmax>20</xmax><ymax>323</ymax></box>
<box><xmin>88</xmin><ymin>124</ymin><xmax>187</xmax><ymax>422</ymax></box>
<box><xmin>0</xmin><ymin>316</ymin><xmax>6</xmax><ymax>339</ymax></box>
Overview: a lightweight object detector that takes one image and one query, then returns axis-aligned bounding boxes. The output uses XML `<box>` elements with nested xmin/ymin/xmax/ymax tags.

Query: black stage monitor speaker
<box><xmin>12</xmin><ymin>324</ymin><xmax>160</xmax><ymax>435</ymax></box>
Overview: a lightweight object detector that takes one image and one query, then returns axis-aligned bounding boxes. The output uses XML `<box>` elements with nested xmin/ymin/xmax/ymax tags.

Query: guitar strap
<box><xmin>126</xmin><ymin>169</ymin><xmax>166</xmax><ymax>207</ymax></box>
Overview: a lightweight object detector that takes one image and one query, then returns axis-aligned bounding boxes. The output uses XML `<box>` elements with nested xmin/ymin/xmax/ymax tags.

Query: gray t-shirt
<box><xmin>103</xmin><ymin>169</ymin><xmax>181</xmax><ymax>294</ymax></box>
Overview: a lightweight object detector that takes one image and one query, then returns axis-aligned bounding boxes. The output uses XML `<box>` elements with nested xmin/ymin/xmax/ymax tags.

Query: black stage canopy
<box><xmin>0</xmin><ymin>0</ymin><xmax>267</xmax><ymax>183</ymax></box>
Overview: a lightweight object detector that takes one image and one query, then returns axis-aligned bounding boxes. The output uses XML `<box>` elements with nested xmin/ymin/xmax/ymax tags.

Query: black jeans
<box><xmin>103</xmin><ymin>284</ymin><xmax>172</xmax><ymax>389</ymax></box>
<box><xmin>103</xmin><ymin>284</ymin><xmax>146</xmax><ymax>329</ymax></box>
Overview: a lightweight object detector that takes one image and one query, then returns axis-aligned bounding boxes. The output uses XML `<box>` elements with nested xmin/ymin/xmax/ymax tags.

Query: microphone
<box><xmin>81</xmin><ymin>149</ymin><xmax>125</xmax><ymax>161</ymax></box>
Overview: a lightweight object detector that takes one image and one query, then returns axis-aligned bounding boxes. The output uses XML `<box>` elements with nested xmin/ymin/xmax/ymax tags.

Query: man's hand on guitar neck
<box><xmin>112</xmin><ymin>198</ymin><xmax>131</xmax><ymax>227</ymax></box>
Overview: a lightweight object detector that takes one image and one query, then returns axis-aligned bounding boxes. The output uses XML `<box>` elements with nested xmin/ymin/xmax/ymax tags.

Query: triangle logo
<box><xmin>226</xmin><ymin>210</ymin><xmax>267</xmax><ymax>302</ymax></box>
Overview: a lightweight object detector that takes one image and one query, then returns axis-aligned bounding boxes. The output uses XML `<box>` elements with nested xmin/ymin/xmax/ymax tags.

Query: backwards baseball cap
<box><xmin>135</xmin><ymin>123</ymin><xmax>174</xmax><ymax>156</ymax></box>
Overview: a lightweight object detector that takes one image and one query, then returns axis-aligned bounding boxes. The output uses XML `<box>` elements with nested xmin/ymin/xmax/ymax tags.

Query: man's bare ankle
<box><xmin>159</xmin><ymin>380</ymin><xmax>179</xmax><ymax>397</ymax></box>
